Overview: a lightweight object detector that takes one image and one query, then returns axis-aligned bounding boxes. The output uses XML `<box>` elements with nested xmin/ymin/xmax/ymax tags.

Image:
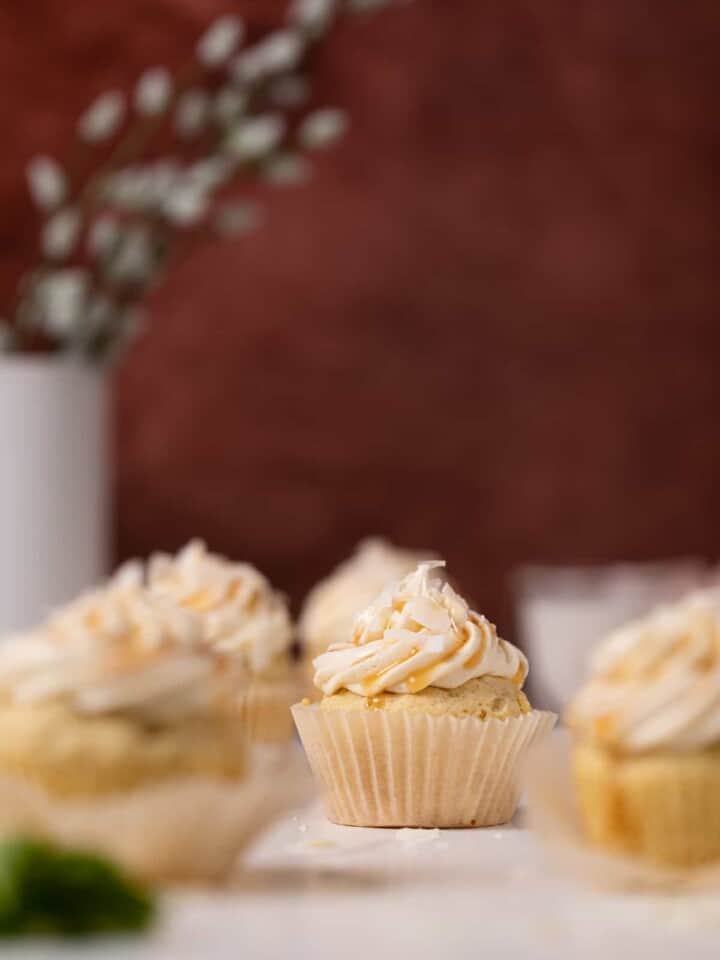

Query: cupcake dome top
<box><xmin>117</xmin><ymin>540</ymin><xmax>292</xmax><ymax>675</ymax></box>
<box><xmin>313</xmin><ymin>561</ymin><xmax>528</xmax><ymax>697</ymax></box>
<box><xmin>299</xmin><ymin>538</ymin><xmax>436</xmax><ymax>657</ymax></box>
<box><xmin>0</xmin><ymin>582</ymin><xmax>236</xmax><ymax>722</ymax></box>
<box><xmin>567</xmin><ymin>589</ymin><xmax>720</xmax><ymax>752</ymax></box>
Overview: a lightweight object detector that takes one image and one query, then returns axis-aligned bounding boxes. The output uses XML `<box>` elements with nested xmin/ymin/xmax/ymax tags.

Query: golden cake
<box><xmin>293</xmin><ymin>560</ymin><xmax>555</xmax><ymax>827</ymax></box>
<box><xmin>566</xmin><ymin>590</ymin><xmax>720</xmax><ymax>868</ymax></box>
<box><xmin>0</xmin><ymin>582</ymin><xmax>245</xmax><ymax>797</ymax></box>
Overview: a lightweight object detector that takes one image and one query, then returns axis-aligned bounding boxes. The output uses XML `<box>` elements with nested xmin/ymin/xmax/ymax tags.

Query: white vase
<box><xmin>0</xmin><ymin>357</ymin><xmax>110</xmax><ymax>634</ymax></box>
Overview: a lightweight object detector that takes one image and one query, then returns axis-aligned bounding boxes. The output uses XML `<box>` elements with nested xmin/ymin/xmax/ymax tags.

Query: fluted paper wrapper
<box><xmin>0</xmin><ymin>757</ymin><xmax>310</xmax><ymax>885</ymax></box>
<box><xmin>525</xmin><ymin>730</ymin><xmax>720</xmax><ymax>892</ymax></box>
<box><xmin>292</xmin><ymin>704</ymin><xmax>556</xmax><ymax>827</ymax></box>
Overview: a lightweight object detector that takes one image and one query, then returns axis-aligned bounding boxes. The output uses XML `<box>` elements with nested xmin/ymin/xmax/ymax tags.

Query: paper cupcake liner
<box><xmin>238</xmin><ymin>676</ymin><xmax>300</xmax><ymax>745</ymax></box>
<box><xmin>0</xmin><ymin>755</ymin><xmax>310</xmax><ymax>885</ymax></box>
<box><xmin>292</xmin><ymin>703</ymin><xmax>556</xmax><ymax>827</ymax></box>
<box><xmin>524</xmin><ymin>730</ymin><xmax>720</xmax><ymax>892</ymax></box>
<box><xmin>573</xmin><ymin>739</ymin><xmax>720</xmax><ymax>868</ymax></box>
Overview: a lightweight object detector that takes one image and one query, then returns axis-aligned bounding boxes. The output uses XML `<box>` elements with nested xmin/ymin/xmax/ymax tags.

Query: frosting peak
<box><xmin>117</xmin><ymin>540</ymin><xmax>292</xmax><ymax>675</ymax></box>
<box><xmin>313</xmin><ymin>561</ymin><xmax>528</xmax><ymax>696</ymax></box>
<box><xmin>0</xmin><ymin>583</ymin><xmax>234</xmax><ymax>722</ymax></box>
<box><xmin>567</xmin><ymin>589</ymin><xmax>720</xmax><ymax>752</ymax></box>
<box><xmin>299</xmin><ymin>538</ymin><xmax>438</xmax><ymax>657</ymax></box>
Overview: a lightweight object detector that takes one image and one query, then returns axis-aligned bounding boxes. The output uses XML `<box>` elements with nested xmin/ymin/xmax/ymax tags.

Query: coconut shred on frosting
<box><xmin>567</xmin><ymin>590</ymin><xmax>720</xmax><ymax>753</ymax></box>
<box><xmin>313</xmin><ymin>561</ymin><xmax>528</xmax><ymax>697</ymax></box>
<box><xmin>0</xmin><ymin>584</ymin><xmax>235</xmax><ymax>723</ymax></box>
<box><xmin>299</xmin><ymin>538</ymin><xmax>437</xmax><ymax>657</ymax></box>
<box><xmin>116</xmin><ymin>540</ymin><xmax>292</xmax><ymax>675</ymax></box>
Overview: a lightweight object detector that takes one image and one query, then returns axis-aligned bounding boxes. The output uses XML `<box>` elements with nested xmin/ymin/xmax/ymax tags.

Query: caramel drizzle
<box><xmin>346</xmin><ymin>587</ymin><xmax>514</xmax><ymax>695</ymax></box>
<box><xmin>359</xmin><ymin>629</ymin><xmax>469</xmax><ymax>695</ymax></box>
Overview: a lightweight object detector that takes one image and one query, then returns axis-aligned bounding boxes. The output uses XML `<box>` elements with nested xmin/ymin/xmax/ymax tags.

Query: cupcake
<box><xmin>293</xmin><ymin>561</ymin><xmax>555</xmax><ymax>827</ymax></box>
<box><xmin>566</xmin><ymin>591</ymin><xmax>720</xmax><ymax>868</ymax></box>
<box><xmin>118</xmin><ymin>540</ymin><xmax>296</xmax><ymax>743</ymax></box>
<box><xmin>299</xmin><ymin>538</ymin><xmax>436</xmax><ymax>675</ymax></box>
<box><xmin>0</xmin><ymin>580</ymin><xmax>253</xmax><ymax>880</ymax></box>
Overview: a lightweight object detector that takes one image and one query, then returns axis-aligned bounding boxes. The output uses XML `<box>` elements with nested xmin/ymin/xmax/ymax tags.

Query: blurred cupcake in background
<box><xmin>566</xmin><ymin>590</ymin><xmax>720</xmax><ymax>868</ymax></box>
<box><xmin>118</xmin><ymin>540</ymin><xmax>296</xmax><ymax>743</ymax></box>
<box><xmin>0</xmin><ymin>579</ymin><xmax>254</xmax><ymax>880</ymax></box>
<box><xmin>299</xmin><ymin>538</ymin><xmax>437</xmax><ymax>683</ymax></box>
<box><xmin>293</xmin><ymin>560</ymin><xmax>555</xmax><ymax>827</ymax></box>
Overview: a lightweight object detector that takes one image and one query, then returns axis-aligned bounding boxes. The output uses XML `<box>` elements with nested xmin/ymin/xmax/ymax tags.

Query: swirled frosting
<box><xmin>313</xmin><ymin>561</ymin><xmax>528</xmax><ymax>696</ymax></box>
<box><xmin>117</xmin><ymin>540</ymin><xmax>292</xmax><ymax>675</ymax></box>
<box><xmin>300</xmin><ymin>538</ymin><xmax>437</xmax><ymax>657</ymax></box>
<box><xmin>567</xmin><ymin>590</ymin><xmax>720</xmax><ymax>752</ymax></box>
<box><xmin>0</xmin><ymin>584</ymin><xmax>236</xmax><ymax>722</ymax></box>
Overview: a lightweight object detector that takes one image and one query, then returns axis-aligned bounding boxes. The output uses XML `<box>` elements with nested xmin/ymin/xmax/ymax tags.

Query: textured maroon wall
<box><xmin>1</xmin><ymin>1</ymin><xmax>718</xmax><ymax>631</ymax></box>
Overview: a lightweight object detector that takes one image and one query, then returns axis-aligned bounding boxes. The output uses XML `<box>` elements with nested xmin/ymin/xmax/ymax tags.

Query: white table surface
<box><xmin>5</xmin><ymin>800</ymin><xmax>720</xmax><ymax>959</ymax></box>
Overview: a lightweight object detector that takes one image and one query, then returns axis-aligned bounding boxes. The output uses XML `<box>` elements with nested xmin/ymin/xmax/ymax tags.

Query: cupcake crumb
<box><xmin>395</xmin><ymin>827</ymin><xmax>442</xmax><ymax>849</ymax></box>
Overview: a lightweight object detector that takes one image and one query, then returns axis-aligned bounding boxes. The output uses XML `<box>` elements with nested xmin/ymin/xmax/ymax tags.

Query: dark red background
<box><xmin>1</xmin><ymin>1</ymin><xmax>718</xmax><ymax>631</ymax></box>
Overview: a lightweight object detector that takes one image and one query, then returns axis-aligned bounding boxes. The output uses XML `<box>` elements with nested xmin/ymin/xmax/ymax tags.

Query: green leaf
<box><xmin>0</xmin><ymin>836</ymin><xmax>156</xmax><ymax>937</ymax></box>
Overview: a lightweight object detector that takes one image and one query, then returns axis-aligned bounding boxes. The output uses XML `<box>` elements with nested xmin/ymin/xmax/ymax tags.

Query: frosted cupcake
<box><xmin>566</xmin><ymin>591</ymin><xmax>720</xmax><ymax>868</ymax></box>
<box><xmin>299</xmin><ymin>538</ymin><xmax>436</xmax><ymax>682</ymax></box>
<box><xmin>293</xmin><ymin>561</ymin><xmax>555</xmax><ymax>827</ymax></box>
<box><xmin>0</xmin><ymin>581</ymin><xmax>252</xmax><ymax>880</ymax></box>
<box><xmin>118</xmin><ymin>540</ymin><xmax>296</xmax><ymax>742</ymax></box>
<box><xmin>0</xmin><ymin>584</ymin><xmax>245</xmax><ymax>794</ymax></box>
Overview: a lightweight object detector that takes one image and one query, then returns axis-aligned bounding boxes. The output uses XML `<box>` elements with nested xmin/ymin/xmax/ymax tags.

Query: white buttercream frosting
<box><xmin>313</xmin><ymin>561</ymin><xmax>528</xmax><ymax>696</ymax></box>
<box><xmin>0</xmin><ymin>584</ymin><xmax>235</xmax><ymax>722</ymax></box>
<box><xmin>117</xmin><ymin>540</ymin><xmax>292</xmax><ymax>675</ymax></box>
<box><xmin>567</xmin><ymin>590</ymin><xmax>720</xmax><ymax>752</ymax></box>
<box><xmin>300</xmin><ymin>538</ymin><xmax>437</xmax><ymax>657</ymax></box>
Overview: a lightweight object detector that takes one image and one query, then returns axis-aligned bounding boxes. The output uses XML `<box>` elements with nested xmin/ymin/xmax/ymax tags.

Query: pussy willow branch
<box><xmin>5</xmin><ymin>0</ymin><xmax>399</xmax><ymax>359</ymax></box>
<box><xmin>8</xmin><ymin>63</ymin><xmax>209</xmax><ymax>338</ymax></box>
<box><xmin>7</xmin><ymin>6</ymin><xmax>347</xmax><ymax>351</ymax></box>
